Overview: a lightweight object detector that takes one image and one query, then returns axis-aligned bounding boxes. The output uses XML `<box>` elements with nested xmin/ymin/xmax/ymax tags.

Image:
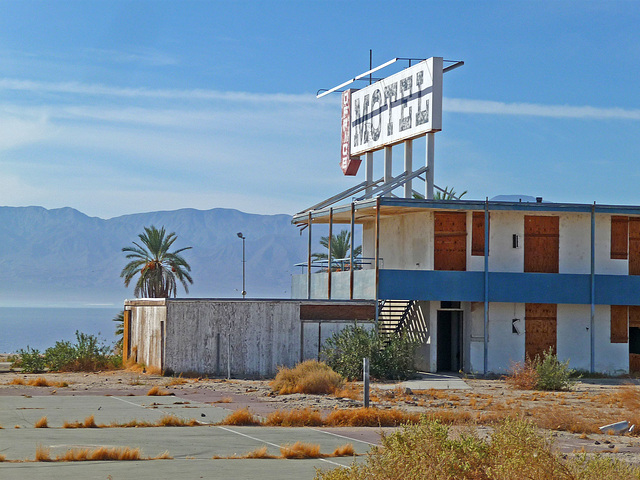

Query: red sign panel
<box><xmin>340</xmin><ymin>89</ymin><xmax>361</xmax><ymax>176</ymax></box>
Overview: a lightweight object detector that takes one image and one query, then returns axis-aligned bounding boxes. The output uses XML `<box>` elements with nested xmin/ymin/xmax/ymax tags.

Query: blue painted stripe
<box><xmin>378</xmin><ymin>270</ymin><xmax>640</xmax><ymax>306</ymax></box>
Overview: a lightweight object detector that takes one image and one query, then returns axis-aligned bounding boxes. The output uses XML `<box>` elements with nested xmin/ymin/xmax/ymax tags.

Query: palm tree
<box><xmin>413</xmin><ymin>186</ymin><xmax>468</xmax><ymax>200</ymax></box>
<box><xmin>113</xmin><ymin>310</ymin><xmax>124</xmax><ymax>354</ymax></box>
<box><xmin>120</xmin><ymin>225</ymin><xmax>193</xmax><ymax>298</ymax></box>
<box><xmin>312</xmin><ymin>230</ymin><xmax>362</xmax><ymax>270</ymax></box>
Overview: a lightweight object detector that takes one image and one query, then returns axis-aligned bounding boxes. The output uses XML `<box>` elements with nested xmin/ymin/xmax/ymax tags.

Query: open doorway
<box><xmin>437</xmin><ymin>309</ymin><xmax>463</xmax><ymax>372</ymax></box>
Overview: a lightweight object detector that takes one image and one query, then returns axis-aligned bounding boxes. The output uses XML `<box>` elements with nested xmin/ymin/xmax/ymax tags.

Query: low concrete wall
<box><xmin>125</xmin><ymin>298</ymin><xmax>375</xmax><ymax>378</ymax></box>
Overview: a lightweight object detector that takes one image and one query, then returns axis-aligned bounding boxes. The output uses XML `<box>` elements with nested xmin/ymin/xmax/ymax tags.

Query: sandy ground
<box><xmin>3</xmin><ymin>366</ymin><xmax>640</xmax><ymax>465</ymax></box>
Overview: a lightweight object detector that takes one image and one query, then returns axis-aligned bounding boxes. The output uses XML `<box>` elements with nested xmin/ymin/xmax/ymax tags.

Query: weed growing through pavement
<box><xmin>146</xmin><ymin>385</ymin><xmax>171</xmax><ymax>396</ymax></box>
<box><xmin>34</xmin><ymin>416</ymin><xmax>48</xmax><ymax>428</ymax></box>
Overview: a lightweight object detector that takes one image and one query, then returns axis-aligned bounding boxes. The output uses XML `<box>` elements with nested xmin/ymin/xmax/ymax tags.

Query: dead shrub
<box><xmin>271</xmin><ymin>360</ymin><xmax>344</xmax><ymax>395</ymax></box>
<box><xmin>220</xmin><ymin>407</ymin><xmax>262</xmax><ymax>426</ymax></box>
<box><xmin>325</xmin><ymin>407</ymin><xmax>419</xmax><ymax>427</ymax></box>
<box><xmin>34</xmin><ymin>416</ymin><xmax>48</xmax><ymax>428</ymax></box>
<box><xmin>505</xmin><ymin>360</ymin><xmax>539</xmax><ymax>390</ymax></box>
<box><xmin>280</xmin><ymin>442</ymin><xmax>322</xmax><ymax>459</ymax></box>
<box><xmin>332</xmin><ymin>382</ymin><xmax>361</xmax><ymax>401</ymax></box>
<box><xmin>147</xmin><ymin>385</ymin><xmax>171</xmax><ymax>396</ymax></box>
<box><xmin>265</xmin><ymin>408</ymin><xmax>323</xmax><ymax>427</ymax></box>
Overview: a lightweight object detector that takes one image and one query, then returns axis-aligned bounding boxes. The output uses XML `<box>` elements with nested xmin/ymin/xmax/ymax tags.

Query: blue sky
<box><xmin>0</xmin><ymin>0</ymin><xmax>639</xmax><ymax>218</ymax></box>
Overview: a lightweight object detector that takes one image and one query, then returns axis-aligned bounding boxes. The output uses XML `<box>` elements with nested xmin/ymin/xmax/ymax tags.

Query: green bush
<box><xmin>14</xmin><ymin>331</ymin><xmax>119</xmax><ymax>373</ymax></box>
<box><xmin>321</xmin><ymin>326</ymin><xmax>418</xmax><ymax>381</ymax></box>
<box><xmin>12</xmin><ymin>347</ymin><xmax>46</xmax><ymax>373</ymax></box>
<box><xmin>314</xmin><ymin>417</ymin><xmax>640</xmax><ymax>480</ymax></box>
<box><xmin>534</xmin><ymin>348</ymin><xmax>576</xmax><ymax>391</ymax></box>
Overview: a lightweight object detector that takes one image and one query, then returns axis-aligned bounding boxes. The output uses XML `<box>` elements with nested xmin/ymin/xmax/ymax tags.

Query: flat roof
<box><xmin>292</xmin><ymin>197</ymin><xmax>640</xmax><ymax>225</ymax></box>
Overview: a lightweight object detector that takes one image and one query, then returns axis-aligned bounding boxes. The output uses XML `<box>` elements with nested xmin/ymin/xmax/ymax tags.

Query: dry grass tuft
<box><xmin>530</xmin><ymin>405</ymin><xmax>599</xmax><ymax>434</ymax></box>
<box><xmin>325</xmin><ymin>407</ymin><xmax>420</xmax><ymax>427</ymax></box>
<box><xmin>280</xmin><ymin>442</ymin><xmax>322</xmax><ymax>459</ymax></box>
<box><xmin>0</xmin><ymin>453</ymin><xmax>5</xmax><ymax>462</ymax></box>
<box><xmin>151</xmin><ymin>451</ymin><xmax>173</xmax><ymax>460</ymax></box>
<box><xmin>243</xmin><ymin>446</ymin><xmax>277</xmax><ymax>459</ymax></box>
<box><xmin>157</xmin><ymin>414</ymin><xmax>199</xmax><ymax>427</ymax></box>
<box><xmin>331</xmin><ymin>444</ymin><xmax>355</xmax><ymax>457</ymax></box>
<box><xmin>270</xmin><ymin>360</ymin><xmax>344</xmax><ymax>395</ymax></box>
<box><xmin>56</xmin><ymin>446</ymin><xmax>142</xmax><ymax>461</ymax></box>
<box><xmin>34</xmin><ymin>416</ymin><xmax>48</xmax><ymax>428</ymax></box>
<box><xmin>166</xmin><ymin>377</ymin><xmax>188</xmax><ymax>386</ymax></box>
<box><xmin>332</xmin><ymin>382</ymin><xmax>361</xmax><ymax>401</ymax></box>
<box><xmin>9</xmin><ymin>378</ymin><xmax>25</xmax><ymax>385</ymax></box>
<box><xmin>147</xmin><ymin>385</ymin><xmax>171</xmax><ymax>396</ymax></box>
<box><xmin>265</xmin><ymin>408</ymin><xmax>323</xmax><ymax>427</ymax></box>
<box><xmin>146</xmin><ymin>366</ymin><xmax>162</xmax><ymax>376</ymax></box>
<box><xmin>28</xmin><ymin>377</ymin><xmax>52</xmax><ymax>387</ymax></box>
<box><xmin>505</xmin><ymin>360</ymin><xmax>539</xmax><ymax>390</ymax></box>
<box><xmin>220</xmin><ymin>407</ymin><xmax>262</xmax><ymax>426</ymax></box>
<box><xmin>35</xmin><ymin>444</ymin><xmax>52</xmax><ymax>462</ymax></box>
<box><xmin>83</xmin><ymin>415</ymin><xmax>98</xmax><ymax>428</ymax></box>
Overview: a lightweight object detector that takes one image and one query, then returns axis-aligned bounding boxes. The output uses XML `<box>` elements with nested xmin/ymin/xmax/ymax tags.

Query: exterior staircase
<box><xmin>378</xmin><ymin>299</ymin><xmax>415</xmax><ymax>341</ymax></box>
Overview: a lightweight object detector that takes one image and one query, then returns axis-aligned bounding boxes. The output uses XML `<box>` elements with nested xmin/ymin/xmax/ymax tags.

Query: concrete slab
<box><xmin>374</xmin><ymin>372</ymin><xmax>470</xmax><ymax>391</ymax></box>
<box><xmin>0</xmin><ymin>394</ymin><xmax>377</xmax><ymax>479</ymax></box>
<box><xmin>0</xmin><ymin>395</ymin><xmax>231</xmax><ymax>428</ymax></box>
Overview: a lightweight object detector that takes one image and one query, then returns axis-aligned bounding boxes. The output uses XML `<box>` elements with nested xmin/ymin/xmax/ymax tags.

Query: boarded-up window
<box><xmin>472</xmin><ymin>212</ymin><xmax>489</xmax><ymax>256</ymax></box>
<box><xmin>525</xmin><ymin>303</ymin><xmax>557</xmax><ymax>361</ymax></box>
<box><xmin>434</xmin><ymin>212</ymin><xmax>467</xmax><ymax>271</ymax></box>
<box><xmin>524</xmin><ymin>216</ymin><xmax>559</xmax><ymax>273</ymax></box>
<box><xmin>629</xmin><ymin>306</ymin><xmax>640</xmax><ymax>328</ymax></box>
<box><xmin>611</xmin><ymin>305</ymin><xmax>629</xmax><ymax>343</ymax></box>
<box><xmin>611</xmin><ymin>216</ymin><xmax>629</xmax><ymax>259</ymax></box>
<box><xmin>630</xmin><ymin>218</ymin><xmax>640</xmax><ymax>275</ymax></box>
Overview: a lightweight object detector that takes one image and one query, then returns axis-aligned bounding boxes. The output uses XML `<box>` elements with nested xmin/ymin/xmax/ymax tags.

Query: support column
<box><xmin>365</xmin><ymin>152</ymin><xmax>374</xmax><ymax>196</ymax></box>
<box><xmin>426</xmin><ymin>133</ymin><xmax>435</xmax><ymax>199</ymax></box>
<box><xmin>404</xmin><ymin>140</ymin><xmax>413</xmax><ymax>199</ymax></box>
<box><xmin>328</xmin><ymin>208</ymin><xmax>333</xmax><ymax>299</ymax></box>
<box><xmin>590</xmin><ymin>202</ymin><xmax>596</xmax><ymax>373</ymax></box>
<box><xmin>374</xmin><ymin>197</ymin><xmax>380</xmax><ymax>333</ymax></box>
<box><xmin>349</xmin><ymin>203</ymin><xmax>355</xmax><ymax>300</ymax></box>
<box><xmin>384</xmin><ymin>146</ymin><xmax>392</xmax><ymax>196</ymax></box>
<box><xmin>484</xmin><ymin>198</ymin><xmax>489</xmax><ymax>375</ymax></box>
<box><xmin>307</xmin><ymin>212</ymin><xmax>312</xmax><ymax>300</ymax></box>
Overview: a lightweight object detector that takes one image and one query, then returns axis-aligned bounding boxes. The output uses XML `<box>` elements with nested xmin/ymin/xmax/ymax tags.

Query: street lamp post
<box><xmin>237</xmin><ymin>232</ymin><xmax>246</xmax><ymax>299</ymax></box>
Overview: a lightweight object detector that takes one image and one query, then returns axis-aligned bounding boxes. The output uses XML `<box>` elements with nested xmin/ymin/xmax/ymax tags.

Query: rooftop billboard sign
<box><xmin>340</xmin><ymin>57</ymin><xmax>443</xmax><ymax>175</ymax></box>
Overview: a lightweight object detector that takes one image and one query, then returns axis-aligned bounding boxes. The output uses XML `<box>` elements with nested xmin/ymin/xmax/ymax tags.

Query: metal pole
<box><xmin>426</xmin><ymin>133</ymin><xmax>435</xmax><ymax>199</ymax></box>
<box><xmin>590</xmin><ymin>202</ymin><xmax>596</xmax><ymax>373</ymax></box>
<box><xmin>404</xmin><ymin>139</ymin><xmax>413</xmax><ymax>199</ymax></box>
<box><xmin>384</xmin><ymin>146</ymin><xmax>392</xmax><ymax>195</ymax></box>
<box><xmin>363</xmin><ymin>357</ymin><xmax>370</xmax><ymax>408</ymax></box>
<box><xmin>328</xmin><ymin>208</ymin><xmax>333</xmax><ymax>299</ymax></box>
<box><xmin>350</xmin><ymin>202</ymin><xmax>355</xmax><ymax>300</ymax></box>
<box><xmin>375</xmin><ymin>197</ymin><xmax>381</xmax><ymax>333</ymax></box>
<box><xmin>307</xmin><ymin>212</ymin><xmax>312</xmax><ymax>299</ymax></box>
<box><xmin>242</xmin><ymin>236</ymin><xmax>246</xmax><ymax>299</ymax></box>
<box><xmin>484</xmin><ymin>198</ymin><xmax>489</xmax><ymax>375</ymax></box>
<box><xmin>365</xmin><ymin>152</ymin><xmax>374</xmax><ymax>196</ymax></box>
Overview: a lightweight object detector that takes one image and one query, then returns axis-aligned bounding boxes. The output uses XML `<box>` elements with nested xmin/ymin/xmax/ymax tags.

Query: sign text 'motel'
<box><xmin>339</xmin><ymin>57</ymin><xmax>443</xmax><ymax>176</ymax></box>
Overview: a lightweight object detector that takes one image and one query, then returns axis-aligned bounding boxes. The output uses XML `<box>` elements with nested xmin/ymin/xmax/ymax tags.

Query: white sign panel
<box><xmin>350</xmin><ymin>57</ymin><xmax>443</xmax><ymax>156</ymax></box>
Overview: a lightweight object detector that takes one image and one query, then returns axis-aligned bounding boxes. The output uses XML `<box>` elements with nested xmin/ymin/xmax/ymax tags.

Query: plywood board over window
<box><xmin>472</xmin><ymin>212</ymin><xmax>489</xmax><ymax>256</ymax></box>
<box><xmin>611</xmin><ymin>305</ymin><xmax>629</xmax><ymax>343</ymax></box>
<box><xmin>434</xmin><ymin>211</ymin><xmax>467</xmax><ymax>271</ymax></box>
<box><xmin>611</xmin><ymin>216</ymin><xmax>629</xmax><ymax>260</ymax></box>
<box><xmin>524</xmin><ymin>216</ymin><xmax>559</xmax><ymax>273</ymax></box>
<box><xmin>525</xmin><ymin>303</ymin><xmax>557</xmax><ymax>361</ymax></box>
<box><xmin>629</xmin><ymin>218</ymin><xmax>640</xmax><ymax>275</ymax></box>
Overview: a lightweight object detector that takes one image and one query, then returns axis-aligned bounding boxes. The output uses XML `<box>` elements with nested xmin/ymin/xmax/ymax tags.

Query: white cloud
<box><xmin>0</xmin><ymin>78</ymin><xmax>325</xmax><ymax>105</ymax></box>
<box><xmin>444</xmin><ymin>97</ymin><xmax>640</xmax><ymax>120</ymax></box>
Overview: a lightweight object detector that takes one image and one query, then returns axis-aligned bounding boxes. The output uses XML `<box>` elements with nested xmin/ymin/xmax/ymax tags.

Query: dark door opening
<box><xmin>437</xmin><ymin>310</ymin><xmax>462</xmax><ymax>372</ymax></box>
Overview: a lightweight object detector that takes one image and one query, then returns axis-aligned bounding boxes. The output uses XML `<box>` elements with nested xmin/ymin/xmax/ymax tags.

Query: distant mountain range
<box><xmin>0</xmin><ymin>206</ymin><xmax>315</xmax><ymax>307</ymax></box>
